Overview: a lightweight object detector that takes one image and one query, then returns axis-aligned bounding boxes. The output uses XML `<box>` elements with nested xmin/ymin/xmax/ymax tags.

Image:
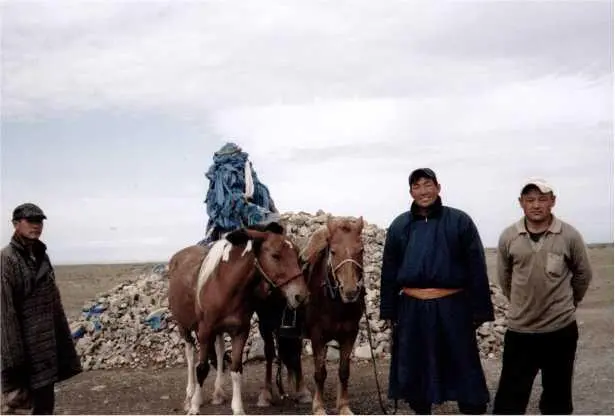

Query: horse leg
<box><xmin>280</xmin><ymin>336</ymin><xmax>311</xmax><ymax>404</ymax></box>
<box><xmin>188</xmin><ymin>326</ymin><xmax>212</xmax><ymax>415</ymax></box>
<box><xmin>336</xmin><ymin>336</ymin><xmax>356</xmax><ymax>415</ymax></box>
<box><xmin>182</xmin><ymin>329</ymin><xmax>197</xmax><ymax>412</ymax></box>
<box><xmin>257</xmin><ymin>327</ymin><xmax>274</xmax><ymax>407</ymax></box>
<box><xmin>311</xmin><ymin>337</ymin><xmax>328</xmax><ymax>415</ymax></box>
<box><xmin>293</xmin><ymin>356</ymin><xmax>312</xmax><ymax>404</ymax></box>
<box><xmin>211</xmin><ymin>334</ymin><xmax>227</xmax><ymax>405</ymax></box>
<box><xmin>229</xmin><ymin>329</ymin><xmax>250</xmax><ymax>415</ymax></box>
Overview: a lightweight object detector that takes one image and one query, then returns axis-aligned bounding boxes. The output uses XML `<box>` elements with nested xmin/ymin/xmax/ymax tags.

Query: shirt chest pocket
<box><xmin>545</xmin><ymin>252</ymin><xmax>567</xmax><ymax>278</ymax></box>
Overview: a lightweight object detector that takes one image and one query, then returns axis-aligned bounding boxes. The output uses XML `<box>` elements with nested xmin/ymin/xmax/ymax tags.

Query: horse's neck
<box><xmin>216</xmin><ymin>247</ymin><xmax>258</xmax><ymax>295</ymax></box>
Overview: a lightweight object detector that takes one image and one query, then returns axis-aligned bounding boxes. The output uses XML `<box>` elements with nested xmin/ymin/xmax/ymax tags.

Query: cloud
<box><xmin>2</xmin><ymin>0</ymin><xmax>611</xmax><ymax>119</ymax></box>
<box><xmin>1</xmin><ymin>0</ymin><xmax>612</xmax><ymax>263</ymax></box>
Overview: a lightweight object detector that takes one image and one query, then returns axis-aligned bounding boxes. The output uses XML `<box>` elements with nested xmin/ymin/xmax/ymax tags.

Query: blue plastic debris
<box><xmin>145</xmin><ymin>307</ymin><xmax>168</xmax><ymax>331</ymax></box>
<box><xmin>70</xmin><ymin>323</ymin><xmax>85</xmax><ymax>340</ymax></box>
<box><xmin>82</xmin><ymin>304</ymin><xmax>107</xmax><ymax>319</ymax></box>
<box><xmin>77</xmin><ymin>303</ymin><xmax>107</xmax><ymax>334</ymax></box>
<box><xmin>152</xmin><ymin>263</ymin><xmax>167</xmax><ymax>275</ymax></box>
<box><xmin>93</xmin><ymin>319</ymin><xmax>103</xmax><ymax>331</ymax></box>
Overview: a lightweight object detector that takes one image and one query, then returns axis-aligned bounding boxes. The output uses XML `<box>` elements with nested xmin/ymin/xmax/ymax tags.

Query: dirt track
<box><xmin>51</xmin><ymin>246</ymin><xmax>613</xmax><ymax>414</ymax></box>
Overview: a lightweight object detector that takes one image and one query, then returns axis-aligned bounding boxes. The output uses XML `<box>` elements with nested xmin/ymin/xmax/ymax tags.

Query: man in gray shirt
<box><xmin>493</xmin><ymin>179</ymin><xmax>593</xmax><ymax>414</ymax></box>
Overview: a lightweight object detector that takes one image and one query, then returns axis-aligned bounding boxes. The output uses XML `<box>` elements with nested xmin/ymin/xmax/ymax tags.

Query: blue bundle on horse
<box><xmin>200</xmin><ymin>142</ymin><xmax>279</xmax><ymax>245</ymax></box>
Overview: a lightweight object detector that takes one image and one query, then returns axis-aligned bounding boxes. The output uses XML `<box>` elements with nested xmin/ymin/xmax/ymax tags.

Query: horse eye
<box><xmin>272</xmin><ymin>254</ymin><xmax>281</xmax><ymax>261</ymax></box>
<box><xmin>330</xmin><ymin>250</ymin><xmax>336</xmax><ymax>256</ymax></box>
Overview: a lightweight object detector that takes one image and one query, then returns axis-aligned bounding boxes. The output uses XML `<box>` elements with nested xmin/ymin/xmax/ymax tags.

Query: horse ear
<box><xmin>357</xmin><ymin>216</ymin><xmax>364</xmax><ymax>232</ymax></box>
<box><xmin>326</xmin><ymin>215</ymin><xmax>336</xmax><ymax>235</ymax></box>
<box><xmin>264</xmin><ymin>221</ymin><xmax>284</xmax><ymax>235</ymax></box>
<box><xmin>244</xmin><ymin>229</ymin><xmax>268</xmax><ymax>242</ymax></box>
<box><xmin>225</xmin><ymin>229</ymin><xmax>251</xmax><ymax>246</ymax></box>
<box><xmin>244</xmin><ymin>229</ymin><xmax>268</xmax><ymax>254</ymax></box>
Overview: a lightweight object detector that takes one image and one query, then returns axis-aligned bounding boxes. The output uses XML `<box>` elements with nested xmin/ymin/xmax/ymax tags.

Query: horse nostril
<box><xmin>346</xmin><ymin>289</ymin><xmax>358</xmax><ymax>299</ymax></box>
<box><xmin>295</xmin><ymin>294</ymin><xmax>302</xmax><ymax>303</ymax></box>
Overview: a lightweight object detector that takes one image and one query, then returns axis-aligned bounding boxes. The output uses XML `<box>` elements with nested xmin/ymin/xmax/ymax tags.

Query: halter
<box><xmin>254</xmin><ymin>258</ymin><xmax>303</xmax><ymax>293</ymax></box>
<box><xmin>323</xmin><ymin>246</ymin><xmax>364</xmax><ymax>299</ymax></box>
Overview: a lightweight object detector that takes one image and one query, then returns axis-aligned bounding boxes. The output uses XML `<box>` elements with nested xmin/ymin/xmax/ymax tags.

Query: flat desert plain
<box><xmin>43</xmin><ymin>245</ymin><xmax>614</xmax><ymax>414</ymax></box>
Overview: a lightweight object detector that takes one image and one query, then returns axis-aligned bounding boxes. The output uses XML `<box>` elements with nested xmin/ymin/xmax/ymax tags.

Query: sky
<box><xmin>1</xmin><ymin>0</ymin><xmax>613</xmax><ymax>264</ymax></box>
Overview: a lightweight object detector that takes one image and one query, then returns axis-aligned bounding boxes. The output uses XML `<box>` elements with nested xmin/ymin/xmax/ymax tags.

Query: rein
<box><xmin>363</xmin><ymin>306</ymin><xmax>391</xmax><ymax>415</ymax></box>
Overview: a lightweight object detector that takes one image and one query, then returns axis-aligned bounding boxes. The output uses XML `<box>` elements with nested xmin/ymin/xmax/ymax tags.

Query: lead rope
<box><xmin>363</xmin><ymin>306</ymin><xmax>391</xmax><ymax>415</ymax></box>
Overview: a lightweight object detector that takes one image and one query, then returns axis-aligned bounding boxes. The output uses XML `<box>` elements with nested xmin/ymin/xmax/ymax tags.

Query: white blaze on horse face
<box><xmin>241</xmin><ymin>240</ymin><xmax>253</xmax><ymax>257</ymax></box>
<box><xmin>230</xmin><ymin>371</ymin><xmax>245</xmax><ymax>415</ymax></box>
<box><xmin>196</xmin><ymin>239</ymin><xmax>232</xmax><ymax>309</ymax></box>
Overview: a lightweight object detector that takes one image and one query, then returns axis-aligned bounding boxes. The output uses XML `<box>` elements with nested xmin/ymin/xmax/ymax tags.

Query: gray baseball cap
<box><xmin>12</xmin><ymin>203</ymin><xmax>47</xmax><ymax>221</ymax></box>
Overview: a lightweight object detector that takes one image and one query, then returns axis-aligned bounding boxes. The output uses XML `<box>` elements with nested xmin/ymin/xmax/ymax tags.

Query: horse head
<box><xmin>326</xmin><ymin>216</ymin><xmax>365</xmax><ymax>303</ymax></box>
<box><xmin>301</xmin><ymin>216</ymin><xmax>365</xmax><ymax>303</ymax></box>
<box><xmin>226</xmin><ymin>222</ymin><xmax>309</xmax><ymax>309</ymax></box>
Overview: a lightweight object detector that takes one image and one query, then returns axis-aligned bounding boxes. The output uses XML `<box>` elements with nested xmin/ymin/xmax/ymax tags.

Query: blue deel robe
<box><xmin>379</xmin><ymin>197</ymin><xmax>494</xmax><ymax>406</ymax></box>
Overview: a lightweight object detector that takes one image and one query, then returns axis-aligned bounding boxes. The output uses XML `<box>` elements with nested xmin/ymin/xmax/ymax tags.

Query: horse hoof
<box><xmin>211</xmin><ymin>388</ymin><xmax>226</xmax><ymax>405</ymax></box>
<box><xmin>256</xmin><ymin>389</ymin><xmax>273</xmax><ymax>407</ymax></box>
<box><xmin>183</xmin><ymin>399</ymin><xmax>193</xmax><ymax>412</ymax></box>
<box><xmin>339</xmin><ymin>405</ymin><xmax>354</xmax><ymax>415</ymax></box>
<box><xmin>186</xmin><ymin>406</ymin><xmax>200</xmax><ymax>415</ymax></box>
<box><xmin>296</xmin><ymin>389</ymin><xmax>313</xmax><ymax>404</ymax></box>
<box><xmin>313</xmin><ymin>406</ymin><xmax>327</xmax><ymax>415</ymax></box>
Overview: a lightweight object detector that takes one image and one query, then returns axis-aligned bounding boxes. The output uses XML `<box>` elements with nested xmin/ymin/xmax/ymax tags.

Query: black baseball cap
<box><xmin>409</xmin><ymin>168</ymin><xmax>438</xmax><ymax>186</ymax></box>
<box><xmin>12</xmin><ymin>203</ymin><xmax>47</xmax><ymax>221</ymax></box>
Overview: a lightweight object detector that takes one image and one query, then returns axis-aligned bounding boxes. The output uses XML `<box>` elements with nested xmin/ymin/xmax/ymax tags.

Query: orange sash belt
<box><xmin>401</xmin><ymin>287</ymin><xmax>463</xmax><ymax>300</ymax></box>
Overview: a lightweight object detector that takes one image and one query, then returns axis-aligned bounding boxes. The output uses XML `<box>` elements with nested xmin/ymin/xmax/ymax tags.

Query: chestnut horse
<box><xmin>255</xmin><ymin>216</ymin><xmax>365</xmax><ymax>415</ymax></box>
<box><xmin>167</xmin><ymin>223</ymin><xmax>310</xmax><ymax>415</ymax></box>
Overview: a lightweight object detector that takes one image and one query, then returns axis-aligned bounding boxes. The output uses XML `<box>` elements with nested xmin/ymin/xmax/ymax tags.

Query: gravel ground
<box><xmin>47</xmin><ymin>245</ymin><xmax>613</xmax><ymax>414</ymax></box>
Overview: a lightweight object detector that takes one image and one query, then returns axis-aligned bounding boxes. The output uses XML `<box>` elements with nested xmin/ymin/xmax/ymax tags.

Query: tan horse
<box><xmin>168</xmin><ymin>223</ymin><xmax>310</xmax><ymax>415</ymax></box>
<box><xmin>255</xmin><ymin>216</ymin><xmax>366</xmax><ymax>415</ymax></box>
<box><xmin>303</xmin><ymin>216</ymin><xmax>365</xmax><ymax>415</ymax></box>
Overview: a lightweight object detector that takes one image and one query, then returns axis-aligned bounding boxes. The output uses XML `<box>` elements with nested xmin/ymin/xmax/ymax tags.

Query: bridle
<box><xmin>254</xmin><ymin>257</ymin><xmax>303</xmax><ymax>294</ymax></box>
<box><xmin>323</xmin><ymin>246</ymin><xmax>364</xmax><ymax>298</ymax></box>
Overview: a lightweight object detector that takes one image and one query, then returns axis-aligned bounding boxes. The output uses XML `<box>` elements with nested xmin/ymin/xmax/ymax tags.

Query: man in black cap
<box><xmin>379</xmin><ymin>169</ymin><xmax>494</xmax><ymax>414</ymax></box>
<box><xmin>1</xmin><ymin>203</ymin><xmax>82</xmax><ymax>414</ymax></box>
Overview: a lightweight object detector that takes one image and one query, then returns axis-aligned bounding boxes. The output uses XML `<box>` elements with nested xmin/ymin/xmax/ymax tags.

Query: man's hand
<box><xmin>385</xmin><ymin>319</ymin><xmax>396</xmax><ymax>329</ymax></box>
<box><xmin>2</xmin><ymin>388</ymin><xmax>31</xmax><ymax>413</ymax></box>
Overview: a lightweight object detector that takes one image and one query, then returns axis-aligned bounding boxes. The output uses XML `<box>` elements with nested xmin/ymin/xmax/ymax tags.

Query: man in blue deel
<box><xmin>379</xmin><ymin>168</ymin><xmax>494</xmax><ymax>414</ymax></box>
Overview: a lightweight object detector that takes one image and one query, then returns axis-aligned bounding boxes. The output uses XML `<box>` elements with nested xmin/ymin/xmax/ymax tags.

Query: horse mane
<box><xmin>196</xmin><ymin>238</ymin><xmax>233</xmax><ymax>308</ymax></box>
<box><xmin>299</xmin><ymin>225</ymin><xmax>330</xmax><ymax>266</ymax></box>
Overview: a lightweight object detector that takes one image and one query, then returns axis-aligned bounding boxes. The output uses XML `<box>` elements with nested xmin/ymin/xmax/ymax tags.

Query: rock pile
<box><xmin>69</xmin><ymin>211</ymin><xmax>510</xmax><ymax>371</ymax></box>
